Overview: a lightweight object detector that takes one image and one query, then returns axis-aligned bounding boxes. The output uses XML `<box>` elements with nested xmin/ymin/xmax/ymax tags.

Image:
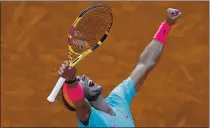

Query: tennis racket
<box><xmin>47</xmin><ymin>4</ymin><xmax>113</xmax><ymax>102</ymax></box>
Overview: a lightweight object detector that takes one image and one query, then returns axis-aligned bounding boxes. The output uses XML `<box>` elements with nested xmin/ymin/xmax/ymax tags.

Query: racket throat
<box><xmin>71</xmin><ymin>55</ymin><xmax>84</xmax><ymax>66</ymax></box>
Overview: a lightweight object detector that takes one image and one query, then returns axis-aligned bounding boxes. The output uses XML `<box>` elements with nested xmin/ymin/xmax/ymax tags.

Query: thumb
<box><xmin>64</xmin><ymin>61</ymin><xmax>69</xmax><ymax>67</ymax></box>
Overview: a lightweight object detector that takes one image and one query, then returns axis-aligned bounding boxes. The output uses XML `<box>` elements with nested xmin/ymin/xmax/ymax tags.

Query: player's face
<box><xmin>76</xmin><ymin>75</ymin><xmax>103</xmax><ymax>101</ymax></box>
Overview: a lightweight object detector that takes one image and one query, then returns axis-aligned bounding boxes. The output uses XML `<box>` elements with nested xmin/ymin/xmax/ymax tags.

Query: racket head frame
<box><xmin>67</xmin><ymin>4</ymin><xmax>113</xmax><ymax>67</ymax></box>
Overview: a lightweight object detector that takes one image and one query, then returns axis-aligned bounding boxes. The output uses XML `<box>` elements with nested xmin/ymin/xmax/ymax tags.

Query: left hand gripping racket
<box><xmin>47</xmin><ymin>4</ymin><xmax>113</xmax><ymax>102</ymax></box>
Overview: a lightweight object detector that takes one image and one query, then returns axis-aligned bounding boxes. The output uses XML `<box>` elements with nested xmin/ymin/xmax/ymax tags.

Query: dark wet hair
<box><xmin>58</xmin><ymin>87</ymin><xmax>76</xmax><ymax>112</ymax></box>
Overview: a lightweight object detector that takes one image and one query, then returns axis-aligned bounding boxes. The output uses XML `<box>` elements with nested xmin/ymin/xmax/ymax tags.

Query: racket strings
<box><xmin>71</xmin><ymin>7</ymin><xmax>113</xmax><ymax>53</ymax></box>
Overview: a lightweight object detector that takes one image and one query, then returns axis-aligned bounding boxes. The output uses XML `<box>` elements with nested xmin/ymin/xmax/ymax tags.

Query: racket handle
<box><xmin>47</xmin><ymin>77</ymin><xmax>66</xmax><ymax>103</ymax></box>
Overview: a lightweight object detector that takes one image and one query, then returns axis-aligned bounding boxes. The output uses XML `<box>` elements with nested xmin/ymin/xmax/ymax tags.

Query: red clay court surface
<box><xmin>1</xmin><ymin>1</ymin><xmax>209</xmax><ymax>127</ymax></box>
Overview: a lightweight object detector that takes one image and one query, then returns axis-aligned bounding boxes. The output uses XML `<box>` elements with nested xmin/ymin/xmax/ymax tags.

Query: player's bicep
<box><xmin>130</xmin><ymin>63</ymin><xmax>154</xmax><ymax>91</ymax></box>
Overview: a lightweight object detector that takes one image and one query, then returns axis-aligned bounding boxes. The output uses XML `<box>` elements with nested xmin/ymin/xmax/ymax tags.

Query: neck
<box><xmin>90</xmin><ymin>95</ymin><xmax>116</xmax><ymax>116</ymax></box>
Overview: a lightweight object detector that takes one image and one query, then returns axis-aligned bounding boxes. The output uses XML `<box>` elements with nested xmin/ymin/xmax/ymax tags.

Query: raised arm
<box><xmin>67</xmin><ymin>82</ymin><xmax>91</xmax><ymax>123</ymax></box>
<box><xmin>58</xmin><ymin>62</ymin><xmax>91</xmax><ymax>123</ymax></box>
<box><xmin>130</xmin><ymin>8</ymin><xmax>181</xmax><ymax>92</ymax></box>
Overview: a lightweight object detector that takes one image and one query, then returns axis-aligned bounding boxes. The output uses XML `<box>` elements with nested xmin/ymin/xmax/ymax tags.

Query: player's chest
<box><xmin>103</xmin><ymin>109</ymin><xmax>135</xmax><ymax>127</ymax></box>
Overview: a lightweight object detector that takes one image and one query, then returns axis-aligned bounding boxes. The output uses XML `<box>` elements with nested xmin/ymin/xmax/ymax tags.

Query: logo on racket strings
<box><xmin>72</xmin><ymin>39</ymin><xmax>89</xmax><ymax>49</ymax></box>
<box><xmin>73</xmin><ymin>31</ymin><xmax>85</xmax><ymax>37</ymax></box>
<box><xmin>72</xmin><ymin>30</ymin><xmax>89</xmax><ymax>49</ymax></box>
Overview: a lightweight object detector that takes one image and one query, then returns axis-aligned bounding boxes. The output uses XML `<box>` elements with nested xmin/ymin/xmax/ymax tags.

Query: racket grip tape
<box><xmin>47</xmin><ymin>77</ymin><xmax>66</xmax><ymax>102</ymax></box>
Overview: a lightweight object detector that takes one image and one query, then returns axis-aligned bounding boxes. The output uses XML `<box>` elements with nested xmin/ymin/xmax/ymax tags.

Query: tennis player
<box><xmin>58</xmin><ymin>8</ymin><xmax>181</xmax><ymax>127</ymax></box>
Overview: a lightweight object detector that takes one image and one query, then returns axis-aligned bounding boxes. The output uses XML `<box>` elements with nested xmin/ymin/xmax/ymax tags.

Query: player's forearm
<box><xmin>66</xmin><ymin>82</ymin><xmax>91</xmax><ymax>122</ymax></box>
<box><xmin>130</xmin><ymin>22</ymin><xmax>171</xmax><ymax>90</ymax></box>
<box><xmin>138</xmin><ymin>21</ymin><xmax>171</xmax><ymax>68</ymax></box>
<box><xmin>130</xmin><ymin>9</ymin><xmax>180</xmax><ymax>89</ymax></box>
<box><xmin>138</xmin><ymin>40</ymin><xmax>164</xmax><ymax>68</ymax></box>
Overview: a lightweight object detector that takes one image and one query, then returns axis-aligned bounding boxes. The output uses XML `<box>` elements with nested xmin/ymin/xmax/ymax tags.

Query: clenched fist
<box><xmin>58</xmin><ymin>61</ymin><xmax>77</xmax><ymax>82</ymax></box>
